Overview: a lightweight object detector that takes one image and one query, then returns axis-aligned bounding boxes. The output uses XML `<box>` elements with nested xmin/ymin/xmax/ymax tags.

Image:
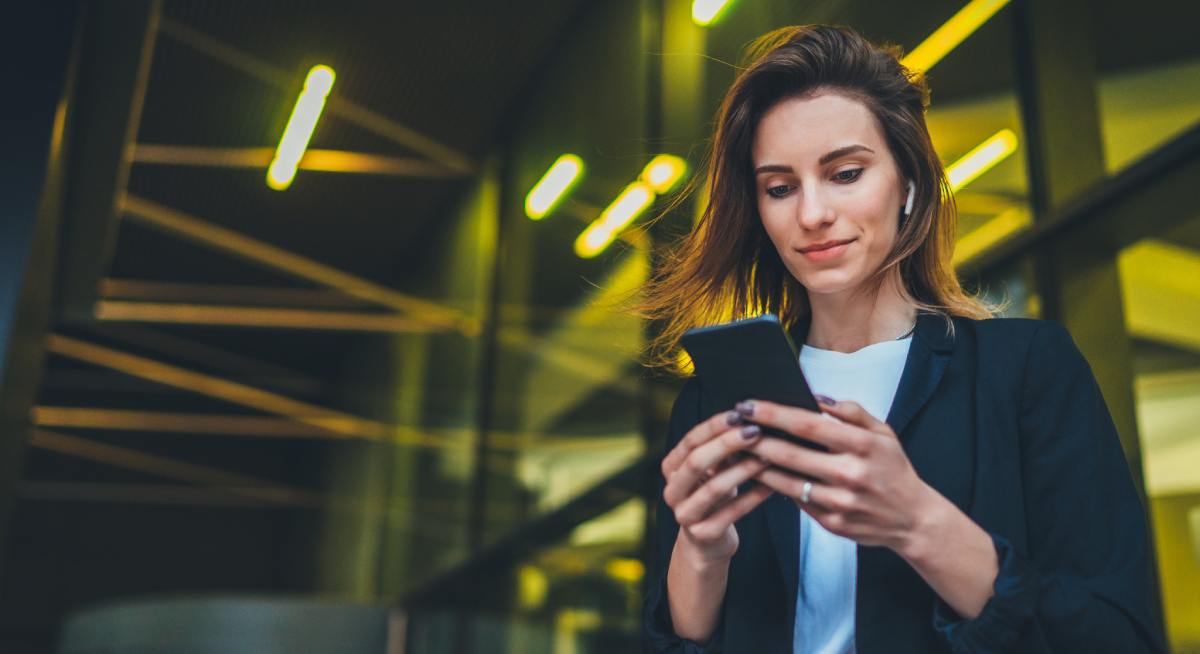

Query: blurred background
<box><xmin>2</xmin><ymin>0</ymin><xmax>1198</xmax><ymax>652</ymax></box>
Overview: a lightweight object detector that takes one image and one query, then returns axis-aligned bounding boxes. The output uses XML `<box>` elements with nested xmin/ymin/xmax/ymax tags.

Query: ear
<box><xmin>903</xmin><ymin>180</ymin><xmax>915</xmax><ymax>217</ymax></box>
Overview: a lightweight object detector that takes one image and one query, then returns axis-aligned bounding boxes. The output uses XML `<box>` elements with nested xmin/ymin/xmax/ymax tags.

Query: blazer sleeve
<box><xmin>642</xmin><ymin>377</ymin><xmax>727</xmax><ymax>653</ymax></box>
<box><xmin>932</xmin><ymin>321</ymin><xmax>1164</xmax><ymax>653</ymax></box>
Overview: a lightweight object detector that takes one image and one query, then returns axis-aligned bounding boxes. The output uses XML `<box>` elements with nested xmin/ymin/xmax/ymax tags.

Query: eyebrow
<box><xmin>753</xmin><ymin>144</ymin><xmax>876</xmax><ymax>174</ymax></box>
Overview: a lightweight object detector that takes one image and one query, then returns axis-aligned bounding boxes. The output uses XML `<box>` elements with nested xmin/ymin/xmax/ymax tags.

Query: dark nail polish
<box><xmin>725</xmin><ymin>410</ymin><xmax>743</xmax><ymax>426</ymax></box>
<box><xmin>736</xmin><ymin>400</ymin><xmax>756</xmax><ymax>416</ymax></box>
<box><xmin>815</xmin><ymin>394</ymin><xmax>836</xmax><ymax>406</ymax></box>
<box><xmin>740</xmin><ymin>424</ymin><xmax>761</xmax><ymax>440</ymax></box>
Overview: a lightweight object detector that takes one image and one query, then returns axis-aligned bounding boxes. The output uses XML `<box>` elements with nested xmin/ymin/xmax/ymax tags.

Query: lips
<box><xmin>799</xmin><ymin>238</ymin><xmax>855</xmax><ymax>253</ymax></box>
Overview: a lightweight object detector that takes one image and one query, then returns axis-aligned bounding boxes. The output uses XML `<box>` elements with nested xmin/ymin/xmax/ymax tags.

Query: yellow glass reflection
<box><xmin>947</xmin><ymin>129</ymin><xmax>1018</xmax><ymax>191</ymax></box>
<box><xmin>1121</xmin><ymin>234</ymin><xmax>1200</xmax><ymax>652</ymax></box>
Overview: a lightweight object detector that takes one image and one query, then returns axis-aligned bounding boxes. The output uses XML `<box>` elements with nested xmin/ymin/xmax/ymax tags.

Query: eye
<box><xmin>832</xmin><ymin>167</ymin><xmax>863</xmax><ymax>183</ymax></box>
<box><xmin>765</xmin><ymin>184</ymin><xmax>792</xmax><ymax>198</ymax></box>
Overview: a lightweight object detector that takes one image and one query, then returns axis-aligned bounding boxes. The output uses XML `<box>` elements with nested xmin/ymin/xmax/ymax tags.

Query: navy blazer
<box><xmin>643</xmin><ymin>314</ymin><xmax>1164</xmax><ymax>653</ymax></box>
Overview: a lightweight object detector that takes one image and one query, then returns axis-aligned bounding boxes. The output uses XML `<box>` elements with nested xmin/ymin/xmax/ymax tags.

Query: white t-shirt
<box><xmin>792</xmin><ymin>335</ymin><xmax>912</xmax><ymax>654</ymax></box>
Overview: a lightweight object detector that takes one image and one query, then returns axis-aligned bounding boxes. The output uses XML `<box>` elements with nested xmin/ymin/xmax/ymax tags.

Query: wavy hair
<box><xmin>634</xmin><ymin>24</ymin><xmax>993</xmax><ymax>373</ymax></box>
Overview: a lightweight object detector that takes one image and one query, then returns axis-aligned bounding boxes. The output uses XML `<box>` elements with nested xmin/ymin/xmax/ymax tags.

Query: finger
<box><xmin>739</xmin><ymin>399</ymin><xmax>873</xmax><ymax>454</ymax></box>
<box><xmin>753</xmin><ymin>468</ymin><xmax>857</xmax><ymax>513</ymax></box>
<box><xmin>663</xmin><ymin>423</ymin><xmax>762</xmax><ymax>506</ymax></box>
<box><xmin>746</xmin><ymin>436</ymin><xmax>846</xmax><ymax>483</ymax></box>
<box><xmin>674</xmin><ymin>457</ymin><xmax>770</xmax><ymax>526</ymax></box>
<box><xmin>685</xmin><ymin>484</ymin><xmax>773</xmax><ymax>542</ymax></box>
<box><xmin>661</xmin><ymin>409</ymin><xmax>744</xmax><ymax>477</ymax></box>
<box><xmin>817</xmin><ymin>398</ymin><xmax>891</xmax><ymax>435</ymax></box>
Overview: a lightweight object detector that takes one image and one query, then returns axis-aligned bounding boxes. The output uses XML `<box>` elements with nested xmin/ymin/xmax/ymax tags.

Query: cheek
<box><xmin>757</xmin><ymin>201</ymin><xmax>790</xmax><ymax>246</ymax></box>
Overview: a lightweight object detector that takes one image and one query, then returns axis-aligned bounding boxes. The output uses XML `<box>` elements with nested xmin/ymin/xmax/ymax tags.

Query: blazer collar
<box><xmin>784</xmin><ymin>311</ymin><xmax>954</xmax><ymax>437</ymax></box>
<box><xmin>768</xmin><ymin>312</ymin><xmax>955</xmax><ymax>619</ymax></box>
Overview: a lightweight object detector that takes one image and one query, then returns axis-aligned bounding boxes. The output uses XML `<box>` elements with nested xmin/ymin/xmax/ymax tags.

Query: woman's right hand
<box><xmin>661</xmin><ymin>408</ymin><xmax>774</xmax><ymax>566</ymax></box>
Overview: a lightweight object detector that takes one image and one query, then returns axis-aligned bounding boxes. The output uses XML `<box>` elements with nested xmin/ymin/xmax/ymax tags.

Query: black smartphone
<box><xmin>680</xmin><ymin>314</ymin><xmax>826</xmax><ymax>450</ymax></box>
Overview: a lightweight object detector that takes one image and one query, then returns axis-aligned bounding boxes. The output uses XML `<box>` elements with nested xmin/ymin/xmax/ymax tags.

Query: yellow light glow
<box><xmin>946</xmin><ymin>129</ymin><xmax>1018</xmax><ymax>191</ymax></box>
<box><xmin>640</xmin><ymin>154</ymin><xmax>687</xmax><ymax>194</ymax></box>
<box><xmin>692</xmin><ymin>0</ymin><xmax>734</xmax><ymax>25</ymax></box>
<box><xmin>525</xmin><ymin>154</ymin><xmax>584</xmax><ymax>220</ymax></box>
<box><xmin>267</xmin><ymin>65</ymin><xmax>336</xmax><ymax>190</ymax></box>
<box><xmin>517</xmin><ymin>565</ymin><xmax>549</xmax><ymax>610</ymax></box>
<box><xmin>902</xmin><ymin>0</ymin><xmax>1010</xmax><ymax>72</ymax></box>
<box><xmin>675</xmin><ymin>349</ymin><xmax>695</xmax><ymax>375</ymax></box>
<box><xmin>952</xmin><ymin>207</ymin><xmax>1031</xmax><ymax>266</ymax></box>
<box><xmin>575</xmin><ymin>182</ymin><xmax>655</xmax><ymax>258</ymax></box>
<box><xmin>605</xmin><ymin>558</ymin><xmax>645</xmax><ymax>583</ymax></box>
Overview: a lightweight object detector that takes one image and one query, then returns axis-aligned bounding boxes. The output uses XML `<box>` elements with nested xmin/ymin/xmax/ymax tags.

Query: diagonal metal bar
<box><xmin>45</xmin><ymin>333</ymin><xmax>390</xmax><ymax>440</ymax></box>
<box><xmin>120</xmin><ymin>194</ymin><xmax>478</xmax><ymax>335</ymax></box>
<box><xmin>28</xmin><ymin>428</ymin><xmax>322</xmax><ymax>506</ymax></box>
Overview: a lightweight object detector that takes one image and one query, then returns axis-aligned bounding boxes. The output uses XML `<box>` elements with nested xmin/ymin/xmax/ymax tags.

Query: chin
<box><xmin>793</xmin><ymin>268</ymin><xmax>860</xmax><ymax>295</ymax></box>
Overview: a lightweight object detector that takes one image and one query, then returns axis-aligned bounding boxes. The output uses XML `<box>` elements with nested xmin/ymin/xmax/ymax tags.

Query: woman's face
<box><xmin>751</xmin><ymin>92</ymin><xmax>907</xmax><ymax>299</ymax></box>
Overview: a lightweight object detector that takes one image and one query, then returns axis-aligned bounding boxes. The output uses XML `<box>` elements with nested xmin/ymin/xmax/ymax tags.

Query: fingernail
<box><xmin>725</xmin><ymin>410</ymin><xmax>743</xmax><ymax>426</ymax></box>
<box><xmin>740</xmin><ymin>424</ymin><xmax>761</xmax><ymax>440</ymax></box>
<box><xmin>736</xmin><ymin>400</ymin><xmax>756</xmax><ymax>416</ymax></box>
<box><xmin>815</xmin><ymin>394</ymin><xmax>836</xmax><ymax>406</ymax></box>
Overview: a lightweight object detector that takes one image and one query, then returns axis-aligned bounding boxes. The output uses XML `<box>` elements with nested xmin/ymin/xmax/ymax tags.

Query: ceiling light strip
<box><xmin>902</xmin><ymin>0</ymin><xmax>1011</xmax><ymax>73</ymax></box>
<box><xmin>267</xmin><ymin>65</ymin><xmax>336</xmax><ymax>190</ymax></box>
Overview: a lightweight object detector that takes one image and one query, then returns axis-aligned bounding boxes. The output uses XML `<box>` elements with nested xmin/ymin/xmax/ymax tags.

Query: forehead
<box><xmin>751</xmin><ymin>92</ymin><xmax>886</xmax><ymax>163</ymax></box>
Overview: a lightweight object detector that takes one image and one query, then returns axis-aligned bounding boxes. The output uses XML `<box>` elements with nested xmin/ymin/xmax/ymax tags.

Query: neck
<box><xmin>804</xmin><ymin>274</ymin><xmax>917</xmax><ymax>353</ymax></box>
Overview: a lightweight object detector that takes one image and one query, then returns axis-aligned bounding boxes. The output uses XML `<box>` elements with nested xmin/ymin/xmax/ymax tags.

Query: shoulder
<box><xmin>947</xmin><ymin>315</ymin><xmax>1076</xmax><ymax>355</ymax></box>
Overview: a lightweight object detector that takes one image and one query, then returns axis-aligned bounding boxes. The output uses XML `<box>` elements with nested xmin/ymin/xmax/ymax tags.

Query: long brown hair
<box><xmin>635</xmin><ymin>24</ymin><xmax>992</xmax><ymax>373</ymax></box>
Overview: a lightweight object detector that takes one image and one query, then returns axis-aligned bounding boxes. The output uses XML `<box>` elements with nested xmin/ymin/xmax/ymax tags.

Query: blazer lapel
<box><xmin>885</xmin><ymin>313</ymin><xmax>955</xmax><ymax>439</ymax></box>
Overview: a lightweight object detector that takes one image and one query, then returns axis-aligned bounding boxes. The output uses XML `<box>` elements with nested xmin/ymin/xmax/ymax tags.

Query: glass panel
<box><xmin>967</xmin><ymin>255</ymin><xmax>1041</xmax><ymax>319</ymax></box>
<box><xmin>404</xmin><ymin>498</ymin><xmax>648</xmax><ymax>653</ymax></box>
<box><xmin>1120</xmin><ymin>210</ymin><xmax>1200</xmax><ymax>652</ymax></box>
<box><xmin>1095</xmin><ymin>1</ymin><xmax>1200</xmax><ymax>174</ymax></box>
<box><xmin>485</xmin><ymin>0</ymin><xmax>651</xmax><ymax>545</ymax></box>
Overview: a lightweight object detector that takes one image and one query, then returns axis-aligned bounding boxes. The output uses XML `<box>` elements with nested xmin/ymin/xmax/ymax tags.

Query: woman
<box><xmin>637</xmin><ymin>25</ymin><xmax>1162</xmax><ymax>653</ymax></box>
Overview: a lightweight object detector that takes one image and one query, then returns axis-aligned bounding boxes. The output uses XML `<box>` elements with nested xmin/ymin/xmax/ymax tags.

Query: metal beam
<box><xmin>120</xmin><ymin>194</ymin><xmax>477</xmax><ymax>334</ymax></box>
<box><xmin>100</xmin><ymin>278</ymin><xmax>374</xmax><ymax>309</ymax></box>
<box><xmin>0</xmin><ymin>0</ymin><xmax>86</xmax><ymax>573</ymax></box>
<box><xmin>132</xmin><ymin>145</ymin><xmax>469</xmax><ymax>178</ymax></box>
<box><xmin>32</xmin><ymin>407</ymin><xmax>336</xmax><ymax>438</ymax></box>
<box><xmin>94</xmin><ymin>300</ymin><xmax>444</xmax><ymax>333</ymax></box>
<box><xmin>28</xmin><ymin>428</ymin><xmax>322</xmax><ymax>506</ymax></box>
<box><xmin>56</xmin><ymin>1</ymin><xmax>159</xmax><ymax>322</ymax></box>
<box><xmin>84</xmin><ymin>321</ymin><xmax>327</xmax><ymax>397</ymax></box>
<box><xmin>44</xmin><ymin>333</ymin><xmax>391</xmax><ymax>441</ymax></box>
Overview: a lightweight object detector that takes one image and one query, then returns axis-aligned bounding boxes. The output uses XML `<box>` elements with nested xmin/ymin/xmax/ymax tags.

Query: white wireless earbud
<box><xmin>903</xmin><ymin>181</ymin><xmax>915</xmax><ymax>217</ymax></box>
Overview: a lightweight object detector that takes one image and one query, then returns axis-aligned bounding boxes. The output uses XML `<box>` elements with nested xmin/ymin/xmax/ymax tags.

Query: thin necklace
<box><xmin>895</xmin><ymin>320</ymin><xmax>917</xmax><ymax>340</ymax></box>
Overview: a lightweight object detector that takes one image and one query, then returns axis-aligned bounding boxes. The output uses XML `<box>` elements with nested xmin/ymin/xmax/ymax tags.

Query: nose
<box><xmin>796</xmin><ymin>185</ymin><xmax>834</xmax><ymax>230</ymax></box>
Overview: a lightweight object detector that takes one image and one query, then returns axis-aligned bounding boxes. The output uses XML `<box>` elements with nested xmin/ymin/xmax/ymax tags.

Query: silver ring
<box><xmin>800</xmin><ymin>480</ymin><xmax>813</xmax><ymax>504</ymax></box>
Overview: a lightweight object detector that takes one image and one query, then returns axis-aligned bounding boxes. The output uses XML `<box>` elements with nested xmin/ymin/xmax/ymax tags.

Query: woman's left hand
<box><xmin>740</xmin><ymin>397</ymin><xmax>935</xmax><ymax>554</ymax></box>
